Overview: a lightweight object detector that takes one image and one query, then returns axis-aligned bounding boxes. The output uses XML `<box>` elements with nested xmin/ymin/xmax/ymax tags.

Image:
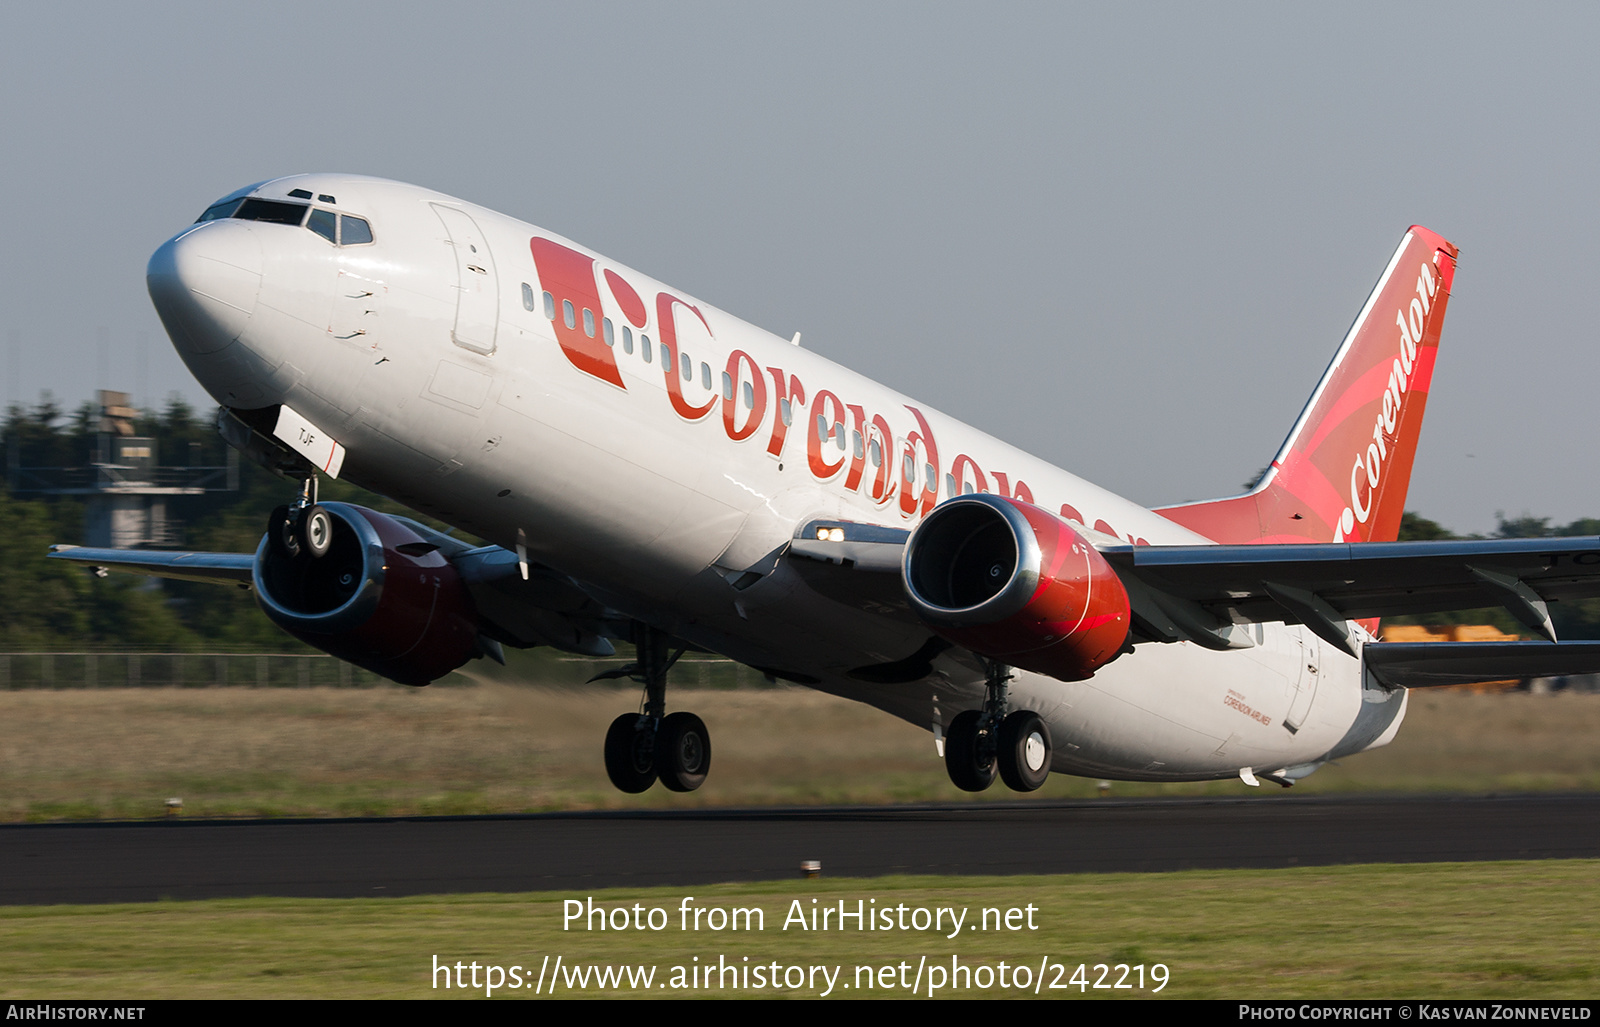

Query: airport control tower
<box><xmin>7</xmin><ymin>390</ymin><xmax>237</xmax><ymax>548</ymax></box>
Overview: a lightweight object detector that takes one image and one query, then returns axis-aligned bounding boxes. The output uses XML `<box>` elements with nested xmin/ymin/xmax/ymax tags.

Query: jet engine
<box><xmin>902</xmin><ymin>494</ymin><xmax>1131</xmax><ymax>681</ymax></box>
<box><xmin>252</xmin><ymin>503</ymin><xmax>482</xmax><ymax>684</ymax></box>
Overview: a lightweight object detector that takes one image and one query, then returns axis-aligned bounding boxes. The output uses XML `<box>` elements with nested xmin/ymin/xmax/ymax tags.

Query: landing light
<box><xmin>816</xmin><ymin>527</ymin><xmax>846</xmax><ymax>543</ymax></box>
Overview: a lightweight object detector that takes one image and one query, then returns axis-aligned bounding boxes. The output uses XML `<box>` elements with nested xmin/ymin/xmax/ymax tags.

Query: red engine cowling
<box><xmin>252</xmin><ymin>503</ymin><xmax>481</xmax><ymax>685</ymax></box>
<box><xmin>902</xmin><ymin>494</ymin><xmax>1131</xmax><ymax>681</ymax></box>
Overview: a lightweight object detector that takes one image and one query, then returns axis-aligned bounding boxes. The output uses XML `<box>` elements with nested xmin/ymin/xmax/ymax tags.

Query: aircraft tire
<box><xmin>299</xmin><ymin>505</ymin><xmax>334</xmax><ymax>559</ymax></box>
<box><xmin>604</xmin><ymin>713</ymin><xmax>657</xmax><ymax>793</ymax></box>
<box><xmin>268</xmin><ymin>505</ymin><xmax>301</xmax><ymax>559</ymax></box>
<box><xmin>655</xmin><ymin>711</ymin><xmax>711</xmax><ymax>792</ymax></box>
<box><xmin>944</xmin><ymin>710</ymin><xmax>996</xmax><ymax>792</ymax></box>
<box><xmin>997</xmin><ymin>710</ymin><xmax>1052</xmax><ymax>792</ymax></box>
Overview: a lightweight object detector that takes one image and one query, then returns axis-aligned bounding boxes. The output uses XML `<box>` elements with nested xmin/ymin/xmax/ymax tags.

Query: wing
<box><xmin>50</xmin><ymin>511</ymin><xmax>621</xmax><ymax>659</ymax></box>
<box><xmin>48</xmin><ymin>545</ymin><xmax>255</xmax><ymax>585</ymax></box>
<box><xmin>785</xmin><ymin>524</ymin><xmax>1600</xmax><ymax>685</ymax></box>
<box><xmin>1100</xmin><ymin>536</ymin><xmax>1600</xmax><ymax>654</ymax></box>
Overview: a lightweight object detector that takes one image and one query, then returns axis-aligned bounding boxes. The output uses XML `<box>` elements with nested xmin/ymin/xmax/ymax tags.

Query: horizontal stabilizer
<box><xmin>1364</xmin><ymin>641</ymin><xmax>1600</xmax><ymax>688</ymax></box>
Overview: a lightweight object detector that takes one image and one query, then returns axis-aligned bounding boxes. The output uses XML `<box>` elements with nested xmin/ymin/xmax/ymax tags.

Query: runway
<box><xmin>2</xmin><ymin>793</ymin><xmax>1596</xmax><ymax>905</ymax></box>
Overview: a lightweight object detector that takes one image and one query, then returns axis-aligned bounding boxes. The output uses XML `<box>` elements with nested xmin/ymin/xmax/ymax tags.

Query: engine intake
<box><xmin>902</xmin><ymin>494</ymin><xmax>1131</xmax><ymax>681</ymax></box>
<box><xmin>253</xmin><ymin>503</ymin><xmax>481</xmax><ymax>684</ymax></box>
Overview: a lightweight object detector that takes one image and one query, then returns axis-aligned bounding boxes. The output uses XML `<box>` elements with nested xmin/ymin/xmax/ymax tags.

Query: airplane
<box><xmin>50</xmin><ymin>174</ymin><xmax>1600</xmax><ymax>795</ymax></box>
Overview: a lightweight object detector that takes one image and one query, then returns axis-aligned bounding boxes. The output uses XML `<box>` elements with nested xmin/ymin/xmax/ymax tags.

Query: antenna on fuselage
<box><xmin>790</xmin><ymin>332</ymin><xmax>802</xmax><ymax>347</ymax></box>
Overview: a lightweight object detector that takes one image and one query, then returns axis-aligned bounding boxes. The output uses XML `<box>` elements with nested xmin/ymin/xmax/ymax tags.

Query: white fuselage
<box><xmin>152</xmin><ymin>174</ymin><xmax>1405</xmax><ymax>783</ymax></box>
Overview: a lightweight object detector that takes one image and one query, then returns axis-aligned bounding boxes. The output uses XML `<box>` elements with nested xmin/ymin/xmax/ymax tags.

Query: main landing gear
<box><xmin>598</xmin><ymin>625</ymin><xmax>712</xmax><ymax>794</ymax></box>
<box><xmin>944</xmin><ymin>660</ymin><xmax>1053</xmax><ymax>793</ymax></box>
<box><xmin>268</xmin><ymin>475</ymin><xmax>333</xmax><ymax>560</ymax></box>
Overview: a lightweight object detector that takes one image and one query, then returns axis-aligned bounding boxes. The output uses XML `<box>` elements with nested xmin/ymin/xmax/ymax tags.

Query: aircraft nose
<box><xmin>147</xmin><ymin>221</ymin><xmax>263</xmax><ymax>353</ymax></box>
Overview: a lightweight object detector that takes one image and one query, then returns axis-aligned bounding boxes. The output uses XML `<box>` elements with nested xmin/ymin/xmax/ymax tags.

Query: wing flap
<box><xmin>1364</xmin><ymin>640</ymin><xmax>1600</xmax><ymax>688</ymax></box>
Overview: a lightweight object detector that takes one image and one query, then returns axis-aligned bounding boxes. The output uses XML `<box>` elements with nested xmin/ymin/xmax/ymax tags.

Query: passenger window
<box><xmin>307</xmin><ymin>208</ymin><xmax>337</xmax><ymax>243</ymax></box>
<box><xmin>780</xmin><ymin>398</ymin><xmax>792</xmax><ymax>426</ymax></box>
<box><xmin>869</xmin><ymin>439</ymin><xmax>881</xmax><ymax>466</ymax></box>
<box><xmin>945</xmin><ymin>474</ymin><xmax>957</xmax><ymax>499</ymax></box>
<box><xmin>339</xmin><ymin>216</ymin><xmax>374</xmax><ymax>245</ymax></box>
<box><xmin>742</xmin><ymin>381</ymin><xmax>753</xmax><ymax>409</ymax></box>
<box><xmin>622</xmin><ymin>326</ymin><xmax>634</xmax><ymax>354</ymax></box>
<box><xmin>583</xmin><ymin>308</ymin><xmax>595</xmax><ymax>338</ymax></box>
<box><xmin>834</xmin><ymin>422</ymin><xmax>845</xmax><ymax>450</ymax></box>
<box><xmin>816</xmin><ymin>414</ymin><xmax>828</xmax><ymax>440</ymax></box>
<box><xmin>543</xmin><ymin>291</ymin><xmax>555</xmax><ymax>320</ymax></box>
<box><xmin>680</xmin><ymin>352</ymin><xmax>692</xmax><ymax>381</ymax></box>
<box><xmin>701</xmin><ymin>362</ymin><xmax>711</xmax><ymax>390</ymax></box>
<box><xmin>721</xmin><ymin>371</ymin><xmax>734</xmax><ymax>401</ymax></box>
<box><xmin>852</xmin><ymin>431</ymin><xmax>864</xmax><ymax>459</ymax></box>
<box><xmin>603</xmin><ymin>317</ymin><xmax>614</xmax><ymax>346</ymax></box>
<box><xmin>521</xmin><ymin>283</ymin><xmax>536</xmax><ymax>312</ymax></box>
<box><xmin>642</xmin><ymin>335</ymin><xmax>652</xmax><ymax>363</ymax></box>
<box><xmin>563</xmin><ymin>300</ymin><xmax>576</xmax><ymax>330</ymax></box>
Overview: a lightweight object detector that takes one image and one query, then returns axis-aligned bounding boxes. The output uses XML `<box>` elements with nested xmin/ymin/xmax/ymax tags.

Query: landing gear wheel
<box><xmin>268</xmin><ymin>505</ymin><xmax>301</xmax><ymax>559</ymax></box>
<box><xmin>944</xmin><ymin>709</ymin><xmax>996</xmax><ymax>792</ymax></box>
<box><xmin>298</xmin><ymin>504</ymin><xmax>334</xmax><ymax>559</ymax></box>
<box><xmin>655</xmin><ymin>712</ymin><xmax>711</xmax><ymax>793</ymax></box>
<box><xmin>604</xmin><ymin>714</ymin><xmax>657</xmax><ymax>793</ymax></box>
<box><xmin>997</xmin><ymin>710</ymin><xmax>1052</xmax><ymax>792</ymax></box>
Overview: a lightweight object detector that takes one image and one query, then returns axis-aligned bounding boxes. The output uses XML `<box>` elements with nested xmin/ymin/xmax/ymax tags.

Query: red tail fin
<box><xmin>1157</xmin><ymin>227</ymin><xmax>1459</xmax><ymax>544</ymax></box>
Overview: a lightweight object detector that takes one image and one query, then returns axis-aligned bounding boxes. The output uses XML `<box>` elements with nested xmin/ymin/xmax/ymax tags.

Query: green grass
<box><xmin>1</xmin><ymin>862</ymin><xmax>1596</xmax><ymax>998</ymax></box>
<box><xmin>3</xmin><ymin>684</ymin><xmax>1600</xmax><ymax>822</ymax></box>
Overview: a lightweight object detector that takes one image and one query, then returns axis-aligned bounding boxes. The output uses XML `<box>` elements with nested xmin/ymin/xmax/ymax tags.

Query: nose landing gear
<box><xmin>300</xmin><ymin>504</ymin><xmax>333</xmax><ymax>558</ymax></box>
<box><xmin>596</xmin><ymin>625</ymin><xmax>713</xmax><ymax>794</ymax></box>
<box><xmin>943</xmin><ymin>660</ymin><xmax>1053</xmax><ymax>793</ymax></box>
<box><xmin>268</xmin><ymin>475</ymin><xmax>332</xmax><ymax>560</ymax></box>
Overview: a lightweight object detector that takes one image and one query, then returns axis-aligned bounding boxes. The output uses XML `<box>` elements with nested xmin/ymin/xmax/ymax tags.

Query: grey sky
<box><xmin>2</xmin><ymin>2</ymin><xmax>1593</xmax><ymax>535</ymax></box>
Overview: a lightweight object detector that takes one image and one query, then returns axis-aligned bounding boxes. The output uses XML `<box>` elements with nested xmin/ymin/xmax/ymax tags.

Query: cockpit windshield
<box><xmin>193</xmin><ymin>196</ymin><xmax>374</xmax><ymax>245</ymax></box>
<box><xmin>233</xmin><ymin>199</ymin><xmax>309</xmax><ymax>225</ymax></box>
<box><xmin>196</xmin><ymin>198</ymin><xmax>242</xmax><ymax>222</ymax></box>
